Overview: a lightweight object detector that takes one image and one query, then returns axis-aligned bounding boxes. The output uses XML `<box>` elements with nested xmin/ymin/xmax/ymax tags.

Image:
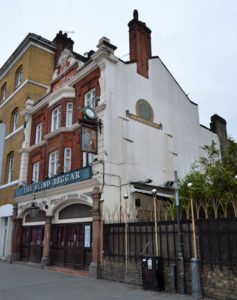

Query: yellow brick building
<box><xmin>0</xmin><ymin>34</ymin><xmax>55</xmax><ymax>204</ymax></box>
<box><xmin>0</xmin><ymin>33</ymin><xmax>55</xmax><ymax>260</ymax></box>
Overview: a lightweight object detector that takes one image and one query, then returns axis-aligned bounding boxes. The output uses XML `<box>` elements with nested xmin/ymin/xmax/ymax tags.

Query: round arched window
<box><xmin>136</xmin><ymin>99</ymin><xmax>154</xmax><ymax>122</ymax></box>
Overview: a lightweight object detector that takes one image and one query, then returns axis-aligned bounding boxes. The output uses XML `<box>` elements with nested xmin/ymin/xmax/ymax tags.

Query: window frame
<box><xmin>66</xmin><ymin>102</ymin><xmax>73</xmax><ymax>127</ymax></box>
<box><xmin>11</xmin><ymin>108</ymin><xmax>19</xmax><ymax>132</ymax></box>
<box><xmin>64</xmin><ymin>147</ymin><xmax>72</xmax><ymax>173</ymax></box>
<box><xmin>32</xmin><ymin>161</ymin><xmax>40</xmax><ymax>183</ymax></box>
<box><xmin>84</xmin><ymin>88</ymin><xmax>96</xmax><ymax>109</ymax></box>
<box><xmin>7</xmin><ymin>152</ymin><xmax>14</xmax><ymax>183</ymax></box>
<box><xmin>51</xmin><ymin>106</ymin><xmax>61</xmax><ymax>132</ymax></box>
<box><xmin>1</xmin><ymin>82</ymin><xmax>7</xmax><ymax>103</ymax></box>
<box><xmin>48</xmin><ymin>150</ymin><xmax>59</xmax><ymax>178</ymax></box>
<box><xmin>35</xmin><ymin>122</ymin><xmax>43</xmax><ymax>144</ymax></box>
<box><xmin>15</xmin><ymin>65</ymin><xmax>23</xmax><ymax>89</ymax></box>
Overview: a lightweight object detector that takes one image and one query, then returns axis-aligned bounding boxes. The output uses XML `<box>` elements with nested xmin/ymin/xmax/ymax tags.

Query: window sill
<box><xmin>0</xmin><ymin>180</ymin><xmax>19</xmax><ymax>189</ymax></box>
<box><xmin>5</xmin><ymin>126</ymin><xmax>24</xmax><ymax>140</ymax></box>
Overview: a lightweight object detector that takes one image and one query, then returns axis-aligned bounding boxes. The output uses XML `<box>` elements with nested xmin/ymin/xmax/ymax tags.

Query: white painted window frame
<box><xmin>64</xmin><ymin>147</ymin><xmax>72</xmax><ymax>173</ymax></box>
<box><xmin>7</xmin><ymin>154</ymin><xmax>14</xmax><ymax>183</ymax></box>
<box><xmin>84</xmin><ymin>88</ymin><xmax>96</xmax><ymax>109</ymax></box>
<box><xmin>35</xmin><ymin>122</ymin><xmax>42</xmax><ymax>144</ymax></box>
<box><xmin>32</xmin><ymin>161</ymin><xmax>40</xmax><ymax>182</ymax></box>
<box><xmin>51</xmin><ymin>106</ymin><xmax>61</xmax><ymax>132</ymax></box>
<box><xmin>12</xmin><ymin>109</ymin><xmax>18</xmax><ymax>132</ymax></box>
<box><xmin>66</xmin><ymin>102</ymin><xmax>73</xmax><ymax>127</ymax></box>
<box><xmin>48</xmin><ymin>150</ymin><xmax>59</xmax><ymax>177</ymax></box>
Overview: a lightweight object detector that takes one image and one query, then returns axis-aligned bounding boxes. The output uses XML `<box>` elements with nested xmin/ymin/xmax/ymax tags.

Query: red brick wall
<box><xmin>27</xmin><ymin>67</ymin><xmax>100</xmax><ymax>184</ymax></box>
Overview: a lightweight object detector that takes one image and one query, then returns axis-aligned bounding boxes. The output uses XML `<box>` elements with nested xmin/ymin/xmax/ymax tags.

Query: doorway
<box><xmin>51</xmin><ymin>223</ymin><xmax>92</xmax><ymax>270</ymax></box>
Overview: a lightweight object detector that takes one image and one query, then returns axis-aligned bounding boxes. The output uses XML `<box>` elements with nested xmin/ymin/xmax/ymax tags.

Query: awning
<box><xmin>129</xmin><ymin>185</ymin><xmax>173</xmax><ymax>199</ymax></box>
<box><xmin>0</xmin><ymin>204</ymin><xmax>13</xmax><ymax>217</ymax></box>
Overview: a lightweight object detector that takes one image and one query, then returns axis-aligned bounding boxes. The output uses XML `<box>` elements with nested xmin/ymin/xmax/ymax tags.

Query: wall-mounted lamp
<box><xmin>123</xmin><ymin>193</ymin><xmax>128</xmax><ymax>200</ymax></box>
<box><xmin>28</xmin><ymin>202</ymin><xmax>39</xmax><ymax>218</ymax></box>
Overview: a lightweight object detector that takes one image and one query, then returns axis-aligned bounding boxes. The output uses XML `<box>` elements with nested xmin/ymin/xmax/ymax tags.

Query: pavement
<box><xmin>0</xmin><ymin>260</ymin><xmax>202</xmax><ymax>300</ymax></box>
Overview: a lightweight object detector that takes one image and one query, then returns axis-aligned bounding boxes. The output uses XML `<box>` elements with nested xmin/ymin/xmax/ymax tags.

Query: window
<box><xmin>32</xmin><ymin>162</ymin><xmax>40</xmax><ymax>182</ymax></box>
<box><xmin>83</xmin><ymin>152</ymin><xmax>94</xmax><ymax>167</ymax></box>
<box><xmin>48</xmin><ymin>150</ymin><xmax>59</xmax><ymax>177</ymax></box>
<box><xmin>1</xmin><ymin>82</ymin><xmax>7</xmax><ymax>103</ymax></box>
<box><xmin>51</xmin><ymin>106</ymin><xmax>61</xmax><ymax>132</ymax></box>
<box><xmin>11</xmin><ymin>108</ymin><xmax>19</xmax><ymax>132</ymax></box>
<box><xmin>84</xmin><ymin>88</ymin><xmax>96</xmax><ymax>109</ymax></box>
<box><xmin>15</xmin><ymin>65</ymin><xmax>23</xmax><ymax>88</ymax></box>
<box><xmin>66</xmin><ymin>102</ymin><xmax>73</xmax><ymax>127</ymax></box>
<box><xmin>64</xmin><ymin>148</ymin><xmax>71</xmax><ymax>172</ymax></box>
<box><xmin>7</xmin><ymin>152</ymin><xmax>14</xmax><ymax>183</ymax></box>
<box><xmin>35</xmin><ymin>123</ymin><xmax>42</xmax><ymax>144</ymax></box>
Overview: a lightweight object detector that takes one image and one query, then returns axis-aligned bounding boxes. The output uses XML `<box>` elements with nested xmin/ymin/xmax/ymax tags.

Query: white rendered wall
<box><xmin>97</xmin><ymin>56</ymin><xmax>219</xmax><ymax>211</ymax></box>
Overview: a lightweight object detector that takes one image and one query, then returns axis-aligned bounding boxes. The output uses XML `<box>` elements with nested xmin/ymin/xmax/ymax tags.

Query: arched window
<box><xmin>7</xmin><ymin>152</ymin><xmax>14</xmax><ymax>183</ymax></box>
<box><xmin>15</xmin><ymin>65</ymin><xmax>23</xmax><ymax>88</ymax></box>
<box><xmin>1</xmin><ymin>82</ymin><xmax>7</xmax><ymax>103</ymax></box>
<box><xmin>11</xmin><ymin>108</ymin><xmax>19</xmax><ymax>132</ymax></box>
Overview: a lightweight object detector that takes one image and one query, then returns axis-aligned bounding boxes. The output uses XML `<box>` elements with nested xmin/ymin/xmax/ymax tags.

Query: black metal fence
<box><xmin>104</xmin><ymin>220</ymin><xmax>193</xmax><ymax>265</ymax></box>
<box><xmin>103</xmin><ymin>218</ymin><xmax>237</xmax><ymax>267</ymax></box>
<box><xmin>197</xmin><ymin>217</ymin><xmax>237</xmax><ymax>267</ymax></box>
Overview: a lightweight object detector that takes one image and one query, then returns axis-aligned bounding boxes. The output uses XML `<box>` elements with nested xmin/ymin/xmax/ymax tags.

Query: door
<box><xmin>51</xmin><ymin>223</ymin><xmax>92</xmax><ymax>269</ymax></box>
<box><xmin>21</xmin><ymin>226</ymin><xmax>44</xmax><ymax>263</ymax></box>
<box><xmin>65</xmin><ymin>224</ymin><xmax>83</xmax><ymax>269</ymax></box>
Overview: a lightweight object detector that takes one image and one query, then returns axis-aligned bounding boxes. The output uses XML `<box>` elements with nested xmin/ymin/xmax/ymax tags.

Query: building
<box><xmin>11</xmin><ymin>11</ymin><xmax>223</xmax><ymax>273</ymax></box>
<box><xmin>0</xmin><ymin>32</ymin><xmax>56</xmax><ymax>260</ymax></box>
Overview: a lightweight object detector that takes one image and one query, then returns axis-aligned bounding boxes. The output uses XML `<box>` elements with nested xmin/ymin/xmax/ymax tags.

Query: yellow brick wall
<box><xmin>1</xmin><ymin>129</ymin><xmax>23</xmax><ymax>185</ymax></box>
<box><xmin>0</xmin><ymin>46</ymin><xmax>54</xmax><ymax>95</ymax></box>
<box><xmin>0</xmin><ymin>43</ymin><xmax>55</xmax><ymax>205</ymax></box>
<box><xmin>0</xmin><ymin>184</ymin><xmax>18</xmax><ymax>206</ymax></box>
<box><xmin>28</xmin><ymin>46</ymin><xmax>55</xmax><ymax>84</ymax></box>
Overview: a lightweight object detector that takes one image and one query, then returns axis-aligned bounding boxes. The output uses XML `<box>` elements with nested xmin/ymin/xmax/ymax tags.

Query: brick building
<box><xmin>0</xmin><ymin>33</ymin><xmax>56</xmax><ymax>260</ymax></box>
<box><xmin>11</xmin><ymin>11</ymin><xmax>226</xmax><ymax>274</ymax></box>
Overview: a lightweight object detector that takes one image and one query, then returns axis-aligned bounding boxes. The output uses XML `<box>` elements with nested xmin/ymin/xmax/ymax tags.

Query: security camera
<box><xmin>123</xmin><ymin>194</ymin><xmax>128</xmax><ymax>199</ymax></box>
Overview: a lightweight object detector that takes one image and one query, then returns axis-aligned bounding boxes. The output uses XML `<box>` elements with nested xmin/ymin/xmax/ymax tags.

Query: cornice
<box><xmin>33</xmin><ymin>86</ymin><xmax>75</xmax><ymax>112</ymax></box>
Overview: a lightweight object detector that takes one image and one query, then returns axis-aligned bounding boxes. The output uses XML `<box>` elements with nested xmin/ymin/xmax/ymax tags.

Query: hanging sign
<box><xmin>81</xmin><ymin>123</ymin><xmax>97</xmax><ymax>154</ymax></box>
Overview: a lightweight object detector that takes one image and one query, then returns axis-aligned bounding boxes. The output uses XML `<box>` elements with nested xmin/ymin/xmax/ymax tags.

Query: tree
<box><xmin>179</xmin><ymin>140</ymin><xmax>237</xmax><ymax>218</ymax></box>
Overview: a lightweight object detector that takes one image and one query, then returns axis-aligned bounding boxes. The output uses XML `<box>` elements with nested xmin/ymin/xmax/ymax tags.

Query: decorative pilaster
<box><xmin>89</xmin><ymin>186</ymin><xmax>102</xmax><ymax>278</ymax></box>
<box><xmin>8</xmin><ymin>205</ymin><xmax>23</xmax><ymax>263</ymax></box>
<box><xmin>19</xmin><ymin>99</ymin><xmax>33</xmax><ymax>185</ymax></box>
<box><xmin>41</xmin><ymin>216</ymin><xmax>53</xmax><ymax>268</ymax></box>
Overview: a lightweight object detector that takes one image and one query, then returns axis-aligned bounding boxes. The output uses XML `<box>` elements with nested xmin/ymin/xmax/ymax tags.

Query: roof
<box><xmin>0</xmin><ymin>33</ymin><xmax>55</xmax><ymax>77</ymax></box>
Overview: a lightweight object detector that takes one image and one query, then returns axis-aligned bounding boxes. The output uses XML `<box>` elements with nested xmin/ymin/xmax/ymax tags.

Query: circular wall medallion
<box><xmin>136</xmin><ymin>99</ymin><xmax>154</xmax><ymax>122</ymax></box>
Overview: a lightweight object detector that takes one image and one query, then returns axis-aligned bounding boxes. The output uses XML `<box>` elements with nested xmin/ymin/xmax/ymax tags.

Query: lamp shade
<box><xmin>28</xmin><ymin>202</ymin><xmax>39</xmax><ymax>218</ymax></box>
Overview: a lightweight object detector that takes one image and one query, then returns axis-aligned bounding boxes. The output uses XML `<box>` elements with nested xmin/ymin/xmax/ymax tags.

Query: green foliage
<box><xmin>179</xmin><ymin>140</ymin><xmax>237</xmax><ymax>218</ymax></box>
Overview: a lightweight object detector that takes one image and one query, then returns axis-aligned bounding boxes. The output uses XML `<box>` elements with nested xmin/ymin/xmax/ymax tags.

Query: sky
<box><xmin>0</xmin><ymin>0</ymin><xmax>236</xmax><ymax>140</ymax></box>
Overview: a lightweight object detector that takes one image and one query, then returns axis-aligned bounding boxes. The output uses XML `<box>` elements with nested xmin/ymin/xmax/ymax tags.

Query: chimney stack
<box><xmin>128</xmin><ymin>10</ymin><xmax>152</xmax><ymax>78</ymax></box>
<box><xmin>210</xmin><ymin>114</ymin><xmax>228</xmax><ymax>157</ymax></box>
<box><xmin>53</xmin><ymin>31</ymin><xmax>74</xmax><ymax>66</ymax></box>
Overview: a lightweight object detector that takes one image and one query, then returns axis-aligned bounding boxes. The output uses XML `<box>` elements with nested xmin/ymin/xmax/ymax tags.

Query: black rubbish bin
<box><xmin>141</xmin><ymin>256</ymin><xmax>165</xmax><ymax>291</ymax></box>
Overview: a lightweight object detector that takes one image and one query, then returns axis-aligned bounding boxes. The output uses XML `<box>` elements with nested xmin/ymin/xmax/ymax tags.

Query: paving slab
<box><xmin>0</xmin><ymin>260</ymin><xmax>210</xmax><ymax>300</ymax></box>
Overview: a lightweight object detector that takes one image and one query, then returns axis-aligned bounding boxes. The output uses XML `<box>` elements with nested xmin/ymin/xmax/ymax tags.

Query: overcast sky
<box><xmin>1</xmin><ymin>0</ymin><xmax>236</xmax><ymax>140</ymax></box>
